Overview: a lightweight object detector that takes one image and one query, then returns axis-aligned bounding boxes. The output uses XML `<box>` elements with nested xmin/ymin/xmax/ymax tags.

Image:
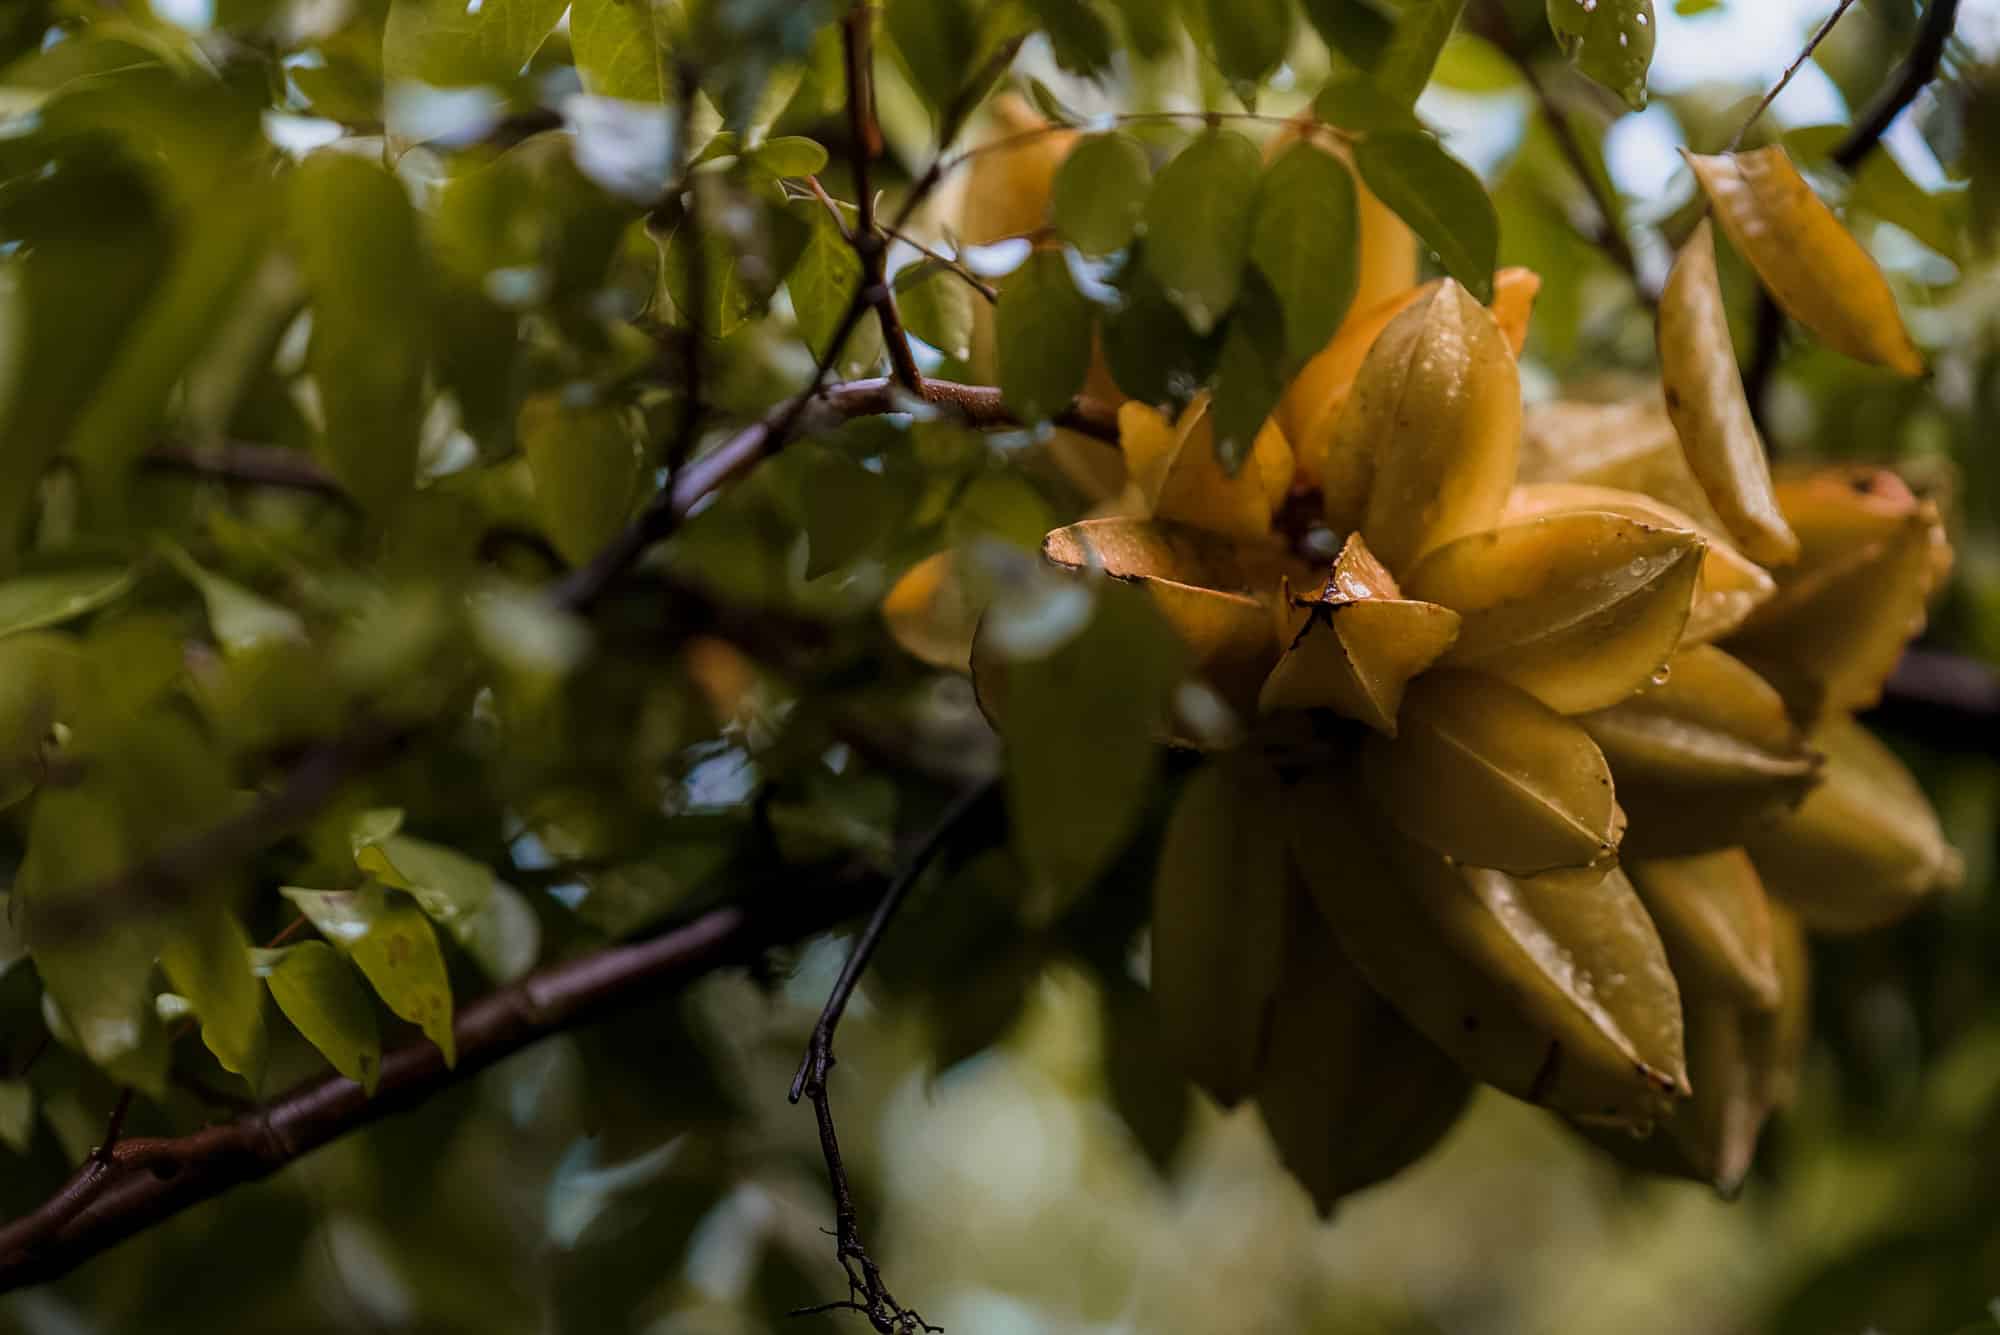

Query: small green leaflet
<box><xmin>162</xmin><ymin>542</ymin><xmax>307</xmax><ymax>658</ymax></box>
<box><xmin>786</xmin><ymin>205</ymin><xmax>863</xmax><ymax>359</ymax></box>
<box><xmin>1312</xmin><ymin>77</ymin><xmax>1424</xmax><ymax>133</ymax></box>
<box><xmin>1142</xmin><ymin>130</ymin><xmax>1262</xmax><ymax>335</ymax></box>
<box><xmin>159</xmin><ymin>908</ymin><xmax>266</xmax><ymax>1083</ymax></box>
<box><xmin>255</xmin><ymin>941</ymin><xmax>383</xmax><ymax>1093</ymax></box>
<box><xmin>747</xmin><ymin>136</ymin><xmax>829</xmax><ymax>179</ymax></box>
<box><xmin>281</xmin><ymin>884</ymin><xmax>457</xmax><ymax>1066</ymax></box>
<box><xmin>0</xmin><ymin>1080</ymin><xmax>31</xmax><ymax>1154</ymax></box>
<box><xmin>1302</xmin><ymin>0</ymin><xmax>1397</xmax><ymax>67</ymax></box>
<box><xmin>1252</xmin><ymin>141</ymin><xmax>1361</xmax><ymax>368</ymax></box>
<box><xmin>1206</xmin><ymin>0</ymin><xmax>1293</xmax><ymax>91</ymax></box>
<box><xmin>995</xmin><ymin>250</ymin><xmax>1095</xmax><ymax>425</ymax></box>
<box><xmin>1376</xmin><ymin>0</ymin><xmax>1467</xmax><ymax>107</ymax></box>
<box><xmin>1052</xmin><ymin>133</ymin><xmax>1151</xmax><ymax>256</ymax></box>
<box><xmin>1547</xmin><ymin>0</ymin><xmax>1654</xmax><ymax>111</ymax></box>
<box><xmin>894</xmin><ymin>260</ymin><xmax>978</xmax><ymax>361</ymax></box>
<box><xmin>1354</xmin><ymin>130</ymin><xmax>1498</xmax><ymax>303</ymax></box>
<box><xmin>353</xmin><ymin>814</ymin><xmax>543</xmax><ymax>982</ymax></box>
<box><xmin>1210</xmin><ymin>275</ymin><xmax>1289</xmax><ymax>475</ymax></box>
<box><xmin>0</xmin><ymin>568</ymin><xmax>134</xmax><ymax>638</ymax></box>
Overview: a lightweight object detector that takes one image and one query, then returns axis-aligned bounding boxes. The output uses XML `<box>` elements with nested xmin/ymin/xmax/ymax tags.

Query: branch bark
<box><xmin>0</xmin><ymin>869</ymin><xmax>887</xmax><ymax>1293</ymax></box>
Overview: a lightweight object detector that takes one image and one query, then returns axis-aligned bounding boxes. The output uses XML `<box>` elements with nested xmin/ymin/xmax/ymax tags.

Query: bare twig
<box><xmin>1742</xmin><ymin>0</ymin><xmax>1961</xmax><ymax>418</ymax></box>
<box><xmin>142</xmin><ymin>442</ymin><xmax>350</xmax><ymax>500</ymax></box>
<box><xmin>1727</xmin><ymin>0</ymin><xmax>1864</xmax><ymax>150</ymax></box>
<box><xmin>841</xmin><ymin>5</ymin><xmax>925</xmax><ymax>395</ymax></box>
<box><xmin>789</xmin><ymin>781</ymin><xmax>1001</xmax><ymax>1333</ymax></box>
<box><xmin>666</xmin><ymin>58</ymin><xmax>709</xmax><ymax>475</ymax></box>
<box><xmin>0</xmin><ymin>868</ymin><xmax>892</xmax><ymax>1292</ymax></box>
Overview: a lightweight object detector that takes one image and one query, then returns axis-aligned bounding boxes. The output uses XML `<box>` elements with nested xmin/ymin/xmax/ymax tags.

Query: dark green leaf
<box><xmin>255</xmin><ymin>941</ymin><xmax>383</xmax><ymax>1093</ymax></box>
<box><xmin>1052</xmin><ymin>132</ymin><xmax>1152</xmax><ymax>255</ymax></box>
<box><xmin>0</xmin><ymin>569</ymin><xmax>136</xmax><ymax>637</ymax></box>
<box><xmin>1354</xmin><ymin>129</ymin><xmax>1497</xmax><ymax>302</ymax></box>
<box><xmin>383</xmin><ymin>0</ymin><xmax>568</xmax><ymax>86</ymax></box>
<box><xmin>885</xmin><ymin>0</ymin><xmax>979</xmax><ymax>114</ymax></box>
<box><xmin>1253</xmin><ymin>140</ymin><xmax>1360</xmax><ymax>367</ymax></box>
<box><xmin>1312</xmin><ymin>76</ymin><xmax>1425</xmax><ymax>132</ymax></box>
<box><xmin>1547</xmin><ymin>0</ymin><xmax>1654</xmax><ymax>111</ymax></box>
<box><xmin>1207</xmin><ymin>0</ymin><xmax>1294</xmax><ymax>89</ymax></box>
<box><xmin>1103</xmin><ymin>246</ymin><xmax>1217</xmax><ymax>407</ymax></box>
<box><xmin>995</xmin><ymin>250</ymin><xmax>1095</xmax><ymax>424</ymax></box>
<box><xmin>894</xmin><ymin>259</ymin><xmax>978</xmax><ymax>361</ymax></box>
<box><xmin>1142</xmin><ymin>130</ymin><xmax>1262</xmax><ymax>335</ymax></box>
<box><xmin>1022</xmin><ymin>0</ymin><xmax>1116</xmax><ymax>79</ymax></box>
<box><xmin>1210</xmin><ymin>274</ymin><xmax>1288</xmax><ymax>474</ymax></box>
<box><xmin>999</xmin><ymin>583</ymin><xmax>1187</xmax><ymax>905</ymax></box>
<box><xmin>291</xmin><ymin>152</ymin><xmax>432</xmax><ymax>514</ymax></box>
<box><xmin>1303</xmin><ymin>0</ymin><xmax>1397</xmax><ymax>67</ymax></box>
<box><xmin>1104</xmin><ymin>0</ymin><xmax>1177</xmax><ymax>59</ymax></box>
<box><xmin>1024</xmin><ymin>75</ymin><xmax>1085</xmax><ymax>127</ymax></box>
<box><xmin>1377</xmin><ymin>0</ymin><xmax>1466</xmax><ymax>106</ymax></box>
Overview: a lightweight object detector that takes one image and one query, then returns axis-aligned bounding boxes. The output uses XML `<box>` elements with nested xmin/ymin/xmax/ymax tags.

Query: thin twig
<box><xmin>842</xmin><ymin>6</ymin><xmax>925</xmax><ymax>395</ymax></box>
<box><xmin>666</xmin><ymin>58</ymin><xmax>709</xmax><ymax>475</ymax></box>
<box><xmin>788</xmin><ymin>781</ymin><xmax>1001</xmax><ymax>1333</ymax></box>
<box><xmin>1727</xmin><ymin>0</ymin><xmax>1863</xmax><ymax>150</ymax></box>
<box><xmin>142</xmin><ymin>442</ymin><xmax>351</xmax><ymax>500</ymax></box>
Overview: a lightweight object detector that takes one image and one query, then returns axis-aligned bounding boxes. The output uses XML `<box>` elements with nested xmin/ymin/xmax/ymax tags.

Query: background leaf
<box><xmin>1142</xmin><ymin>130</ymin><xmax>1262</xmax><ymax>335</ymax></box>
<box><xmin>996</xmin><ymin>250</ymin><xmax>1094</xmax><ymax>424</ymax></box>
<box><xmin>1355</xmin><ymin>129</ymin><xmax>1498</xmax><ymax>302</ymax></box>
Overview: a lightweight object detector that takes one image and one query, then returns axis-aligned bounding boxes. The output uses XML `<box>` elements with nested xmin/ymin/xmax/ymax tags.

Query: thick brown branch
<box><xmin>0</xmin><ymin>871</ymin><xmax>886</xmax><ymax>1293</ymax></box>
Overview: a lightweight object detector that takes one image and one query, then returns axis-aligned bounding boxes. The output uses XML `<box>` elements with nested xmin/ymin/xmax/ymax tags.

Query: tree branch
<box><xmin>0</xmin><ymin>867</ymin><xmax>891</xmax><ymax>1293</ymax></box>
<box><xmin>786</xmin><ymin>782</ymin><xmax>1002</xmax><ymax>1332</ymax></box>
<box><xmin>546</xmin><ymin>376</ymin><xmax>1121</xmax><ymax>611</ymax></box>
<box><xmin>141</xmin><ymin>442</ymin><xmax>353</xmax><ymax>501</ymax></box>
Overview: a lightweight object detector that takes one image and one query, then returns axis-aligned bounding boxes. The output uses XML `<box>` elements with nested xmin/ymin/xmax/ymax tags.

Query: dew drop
<box><xmin>1650</xmin><ymin>665</ymin><xmax>1671</xmax><ymax>686</ymax></box>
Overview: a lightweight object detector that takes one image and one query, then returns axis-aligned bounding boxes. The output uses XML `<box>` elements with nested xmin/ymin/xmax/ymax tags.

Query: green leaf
<box><xmin>660</xmin><ymin>191</ymin><xmax>812</xmax><ymax>339</ymax></box>
<box><xmin>0</xmin><ymin>893</ymin><xmax>21</xmax><ymax>979</ymax></box>
<box><xmin>1377</xmin><ymin>0</ymin><xmax>1467</xmax><ymax>106</ymax></box>
<box><xmin>785</xmin><ymin>205</ymin><xmax>863</xmax><ymax>359</ymax></box>
<box><xmin>255</xmin><ymin>941</ymin><xmax>383</xmax><ymax>1093</ymax></box>
<box><xmin>15</xmin><ymin>781</ymin><xmax>169</xmax><ymax>1096</ymax></box>
<box><xmin>353</xmin><ymin>820</ymin><xmax>542</xmax><ymax>982</ymax></box>
<box><xmin>1210</xmin><ymin>275</ymin><xmax>1288</xmax><ymax>474</ymax></box>
<box><xmin>1022</xmin><ymin>0</ymin><xmax>1116</xmax><ymax>79</ymax></box>
<box><xmin>1052</xmin><ymin>132</ymin><xmax>1152</xmax><ymax>256</ymax></box>
<box><xmin>747</xmin><ymin>136</ymin><xmax>829</xmax><ymax>178</ymax></box>
<box><xmin>160</xmin><ymin>909</ymin><xmax>266</xmax><ymax>1083</ymax></box>
<box><xmin>1207</xmin><ymin>0</ymin><xmax>1294</xmax><ymax>89</ymax></box>
<box><xmin>161</xmin><ymin>544</ymin><xmax>307</xmax><ymax>658</ymax></box>
<box><xmin>518</xmin><ymin>391</ymin><xmax>642</xmax><ymax>567</ymax></box>
<box><xmin>291</xmin><ymin>152</ymin><xmax>432</xmax><ymax>515</ymax></box>
<box><xmin>0</xmin><ymin>569</ymin><xmax>135</xmax><ymax>637</ymax></box>
<box><xmin>893</xmin><ymin>260</ymin><xmax>977</xmax><ymax>361</ymax></box>
<box><xmin>1547</xmin><ymin>0</ymin><xmax>1654</xmax><ymax>111</ymax></box>
<box><xmin>1303</xmin><ymin>0</ymin><xmax>1398</xmax><ymax>67</ymax></box>
<box><xmin>1252</xmin><ymin>140</ymin><xmax>1361</xmax><ymax>367</ymax></box>
<box><xmin>996</xmin><ymin>250</ymin><xmax>1095</xmax><ymax>425</ymax></box>
<box><xmin>999</xmin><ymin>583</ymin><xmax>1187</xmax><ymax>910</ymax></box>
<box><xmin>0</xmin><ymin>1080</ymin><xmax>32</xmax><ymax>1155</ymax></box>
<box><xmin>1102</xmin><ymin>246</ymin><xmax>1217</xmax><ymax>407</ymax></box>
<box><xmin>1104</xmin><ymin>0</ymin><xmax>1177</xmax><ymax>60</ymax></box>
<box><xmin>0</xmin><ymin>149</ymin><xmax>168</xmax><ymax>564</ymax></box>
<box><xmin>1312</xmin><ymin>76</ymin><xmax>1425</xmax><ymax>132</ymax></box>
<box><xmin>570</xmin><ymin>0</ymin><xmax>673</xmax><ymax>101</ymax></box>
<box><xmin>383</xmin><ymin>0</ymin><xmax>569</xmax><ymax>86</ymax></box>
<box><xmin>1354</xmin><ymin>129</ymin><xmax>1497</xmax><ymax>302</ymax></box>
<box><xmin>1142</xmin><ymin>130</ymin><xmax>1262</xmax><ymax>335</ymax></box>
<box><xmin>281</xmin><ymin>884</ymin><xmax>457</xmax><ymax>1065</ymax></box>
<box><xmin>885</xmin><ymin>0</ymin><xmax>979</xmax><ymax>115</ymax></box>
